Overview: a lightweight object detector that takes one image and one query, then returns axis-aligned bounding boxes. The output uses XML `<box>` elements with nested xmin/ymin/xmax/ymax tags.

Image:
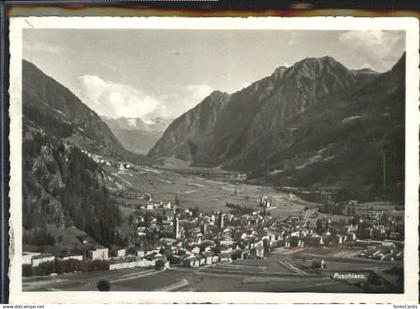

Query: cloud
<box><xmin>23</xmin><ymin>41</ymin><xmax>71</xmax><ymax>57</ymax></box>
<box><xmin>145</xmin><ymin>84</ymin><xmax>214</xmax><ymax>120</ymax></box>
<box><xmin>288</xmin><ymin>33</ymin><xmax>301</xmax><ymax>46</ymax></box>
<box><xmin>77</xmin><ymin>75</ymin><xmax>160</xmax><ymax>119</ymax></box>
<box><xmin>23</xmin><ymin>42</ymin><xmax>65</xmax><ymax>54</ymax></box>
<box><xmin>76</xmin><ymin>75</ymin><xmax>213</xmax><ymax>120</ymax></box>
<box><xmin>185</xmin><ymin>84</ymin><xmax>214</xmax><ymax>103</ymax></box>
<box><xmin>338</xmin><ymin>30</ymin><xmax>404</xmax><ymax>71</ymax></box>
<box><xmin>241</xmin><ymin>82</ymin><xmax>251</xmax><ymax>89</ymax></box>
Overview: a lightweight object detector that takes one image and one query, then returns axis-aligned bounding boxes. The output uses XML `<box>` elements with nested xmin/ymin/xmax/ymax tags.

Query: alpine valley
<box><xmin>22</xmin><ymin>60</ymin><xmax>154</xmax><ymax>250</ymax></box>
<box><xmin>22</xmin><ymin>53</ymin><xmax>405</xmax><ymax>253</ymax></box>
<box><xmin>149</xmin><ymin>54</ymin><xmax>405</xmax><ymax>202</ymax></box>
<box><xmin>102</xmin><ymin>116</ymin><xmax>172</xmax><ymax>155</ymax></box>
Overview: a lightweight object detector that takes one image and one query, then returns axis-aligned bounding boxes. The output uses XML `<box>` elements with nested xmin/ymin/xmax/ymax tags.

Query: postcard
<box><xmin>8</xmin><ymin>16</ymin><xmax>419</xmax><ymax>303</ymax></box>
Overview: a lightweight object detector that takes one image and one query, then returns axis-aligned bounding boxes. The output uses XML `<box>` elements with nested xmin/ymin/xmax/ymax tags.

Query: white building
<box><xmin>61</xmin><ymin>255</ymin><xmax>83</xmax><ymax>261</ymax></box>
<box><xmin>113</xmin><ymin>249</ymin><xmax>126</xmax><ymax>258</ymax></box>
<box><xmin>22</xmin><ymin>252</ymin><xmax>41</xmax><ymax>265</ymax></box>
<box><xmin>32</xmin><ymin>255</ymin><xmax>55</xmax><ymax>267</ymax></box>
<box><xmin>255</xmin><ymin>240</ymin><xmax>265</xmax><ymax>258</ymax></box>
<box><xmin>88</xmin><ymin>248</ymin><xmax>109</xmax><ymax>260</ymax></box>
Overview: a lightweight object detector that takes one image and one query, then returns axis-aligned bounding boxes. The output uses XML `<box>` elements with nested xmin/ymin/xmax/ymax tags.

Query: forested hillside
<box><xmin>23</xmin><ymin>130</ymin><xmax>125</xmax><ymax>247</ymax></box>
<box><xmin>22</xmin><ymin>60</ymin><xmax>132</xmax><ymax>248</ymax></box>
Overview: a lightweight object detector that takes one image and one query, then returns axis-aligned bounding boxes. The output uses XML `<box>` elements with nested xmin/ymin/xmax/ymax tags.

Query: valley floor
<box><xmin>106</xmin><ymin>164</ymin><xmax>316</xmax><ymax>217</ymax></box>
<box><xmin>23</xmin><ymin>164</ymin><xmax>403</xmax><ymax>293</ymax></box>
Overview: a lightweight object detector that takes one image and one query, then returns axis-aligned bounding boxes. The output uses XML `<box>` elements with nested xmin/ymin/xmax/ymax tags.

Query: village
<box><xmin>23</xmin><ymin>182</ymin><xmax>404</xmax><ymax>280</ymax></box>
<box><xmin>21</xmin><ymin>150</ymin><xmax>404</xmax><ymax>293</ymax></box>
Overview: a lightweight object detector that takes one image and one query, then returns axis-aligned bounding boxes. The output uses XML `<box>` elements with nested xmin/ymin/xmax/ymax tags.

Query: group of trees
<box><xmin>23</xmin><ymin>132</ymin><xmax>125</xmax><ymax>248</ymax></box>
<box><xmin>23</xmin><ymin>104</ymin><xmax>74</xmax><ymax>139</ymax></box>
<box><xmin>315</xmin><ymin>218</ymin><xmax>331</xmax><ymax>235</ymax></box>
<box><xmin>154</xmin><ymin>258</ymin><xmax>167</xmax><ymax>270</ymax></box>
<box><xmin>22</xmin><ymin>228</ymin><xmax>55</xmax><ymax>246</ymax></box>
<box><xmin>22</xmin><ymin>133</ymin><xmax>63</xmax><ymax>230</ymax></box>
<box><xmin>59</xmin><ymin>147</ymin><xmax>124</xmax><ymax>247</ymax></box>
<box><xmin>27</xmin><ymin>259</ymin><xmax>110</xmax><ymax>277</ymax></box>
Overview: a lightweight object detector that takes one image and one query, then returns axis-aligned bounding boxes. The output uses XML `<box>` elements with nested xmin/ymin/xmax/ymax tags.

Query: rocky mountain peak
<box><xmin>288</xmin><ymin>55</ymin><xmax>352</xmax><ymax>78</ymax></box>
<box><xmin>270</xmin><ymin>66</ymin><xmax>288</xmax><ymax>81</ymax></box>
<box><xmin>149</xmin><ymin>56</ymin><xmax>360</xmax><ymax>162</ymax></box>
<box><xmin>148</xmin><ymin>89</ymin><xmax>231</xmax><ymax>159</ymax></box>
<box><xmin>207</xmin><ymin>90</ymin><xmax>230</xmax><ymax>102</ymax></box>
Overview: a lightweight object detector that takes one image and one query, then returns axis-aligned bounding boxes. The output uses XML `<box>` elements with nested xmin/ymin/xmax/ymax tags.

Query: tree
<box><xmin>191</xmin><ymin>206</ymin><xmax>199</xmax><ymax>217</ymax></box>
<box><xmin>97</xmin><ymin>280</ymin><xmax>111</xmax><ymax>291</ymax></box>
<box><xmin>155</xmin><ymin>259</ymin><xmax>166</xmax><ymax>270</ymax></box>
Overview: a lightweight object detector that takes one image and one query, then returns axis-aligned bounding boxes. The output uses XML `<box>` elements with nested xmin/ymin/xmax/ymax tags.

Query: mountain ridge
<box><xmin>148</xmin><ymin>90</ymin><xmax>230</xmax><ymax>159</ymax></box>
<box><xmin>149</xmin><ymin>56</ymin><xmax>359</xmax><ymax>163</ymax></box>
<box><xmin>23</xmin><ymin>60</ymin><xmax>154</xmax><ymax>165</ymax></box>
<box><xmin>149</xmin><ymin>54</ymin><xmax>405</xmax><ymax>201</ymax></box>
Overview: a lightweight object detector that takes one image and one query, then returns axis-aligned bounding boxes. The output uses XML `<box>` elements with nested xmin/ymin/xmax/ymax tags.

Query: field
<box><xmin>284</xmin><ymin>247</ymin><xmax>404</xmax><ymax>293</ymax></box>
<box><xmin>105</xmin><ymin>164</ymin><xmax>317</xmax><ymax>217</ymax></box>
<box><xmin>23</xmin><ymin>258</ymin><xmax>364</xmax><ymax>293</ymax></box>
<box><xmin>37</xmin><ymin>158</ymin><xmax>307</xmax><ymax>253</ymax></box>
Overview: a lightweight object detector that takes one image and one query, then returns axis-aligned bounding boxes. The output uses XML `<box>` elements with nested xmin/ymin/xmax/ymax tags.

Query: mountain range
<box><xmin>103</xmin><ymin>116</ymin><xmax>172</xmax><ymax>154</ymax></box>
<box><xmin>149</xmin><ymin>55</ymin><xmax>405</xmax><ymax>202</ymax></box>
<box><xmin>22</xmin><ymin>60</ymin><xmax>148</xmax><ymax>249</ymax></box>
<box><xmin>21</xmin><ymin>53</ymin><xmax>405</xmax><ymax>249</ymax></box>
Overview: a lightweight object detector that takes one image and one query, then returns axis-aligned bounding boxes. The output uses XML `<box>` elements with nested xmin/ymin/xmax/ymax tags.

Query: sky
<box><xmin>23</xmin><ymin>29</ymin><xmax>405</xmax><ymax>121</ymax></box>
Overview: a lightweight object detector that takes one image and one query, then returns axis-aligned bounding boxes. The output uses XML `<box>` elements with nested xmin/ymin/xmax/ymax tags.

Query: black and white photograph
<box><xmin>7</xmin><ymin>17</ymin><xmax>419</xmax><ymax>303</ymax></box>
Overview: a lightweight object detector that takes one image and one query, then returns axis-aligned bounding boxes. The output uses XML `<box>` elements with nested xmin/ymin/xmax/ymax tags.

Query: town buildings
<box><xmin>23</xmin><ymin>191</ymin><xmax>404</xmax><ymax>278</ymax></box>
<box><xmin>87</xmin><ymin>248</ymin><xmax>109</xmax><ymax>260</ymax></box>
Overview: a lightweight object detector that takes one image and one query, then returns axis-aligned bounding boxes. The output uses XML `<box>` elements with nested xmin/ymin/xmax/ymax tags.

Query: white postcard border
<box><xmin>8</xmin><ymin>16</ymin><xmax>420</xmax><ymax>304</ymax></box>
